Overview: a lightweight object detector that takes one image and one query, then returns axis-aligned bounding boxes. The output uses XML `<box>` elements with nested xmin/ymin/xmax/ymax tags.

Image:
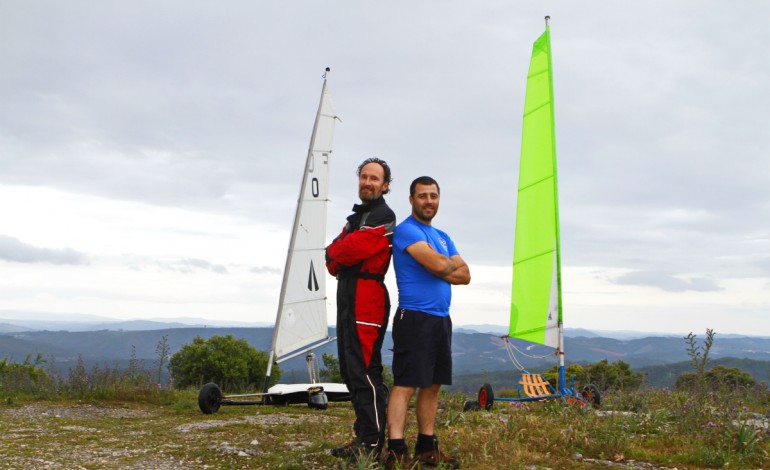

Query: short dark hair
<box><xmin>409</xmin><ymin>176</ymin><xmax>440</xmax><ymax>196</ymax></box>
<box><xmin>357</xmin><ymin>157</ymin><xmax>392</xmax><ymax>194</ymax></box>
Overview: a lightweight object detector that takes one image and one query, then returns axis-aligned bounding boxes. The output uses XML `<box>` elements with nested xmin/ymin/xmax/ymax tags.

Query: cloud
<box><xmin>756</xmin><ymin>256</ymin><xmax>770</xmax><ymax>275</ymax></box>
<box><xmin>250</xmin><ymin>266</ymin><xmax>282</xmax><ymax>275</ymax></box>
<box><xmin>612</xmin><ymin>270</ymin><xmax>722</xmax><ymax>293</ymax></box>
<box><xmin>157</xmin><ymin>258</ymin><xmax>228</xmax><ymax>274</ymax></box>
<box><xmin>0</xmin><ymin>235</ymin><xmax>88</xmax><ymax>265</ymax></box>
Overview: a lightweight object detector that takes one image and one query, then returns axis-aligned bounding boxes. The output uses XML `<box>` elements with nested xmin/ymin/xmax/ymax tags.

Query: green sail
<box><xmin>509</xmin><ymin>25</ymin><xmax>562</xmax><ymax>349</ymax></box>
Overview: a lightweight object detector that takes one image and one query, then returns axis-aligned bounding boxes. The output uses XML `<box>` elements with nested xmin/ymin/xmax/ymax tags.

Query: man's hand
<box><xmin>405</xmin><ymin>242</ymin><xmax>470</xmax><ymax>285</ymax></box>
<box><xmin>443</xmin><ymin>255</ymin><xmax>470</xmax><ymax>285</ymax></box>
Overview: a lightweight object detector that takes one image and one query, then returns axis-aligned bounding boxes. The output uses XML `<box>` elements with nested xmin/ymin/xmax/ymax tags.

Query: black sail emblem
<box><xmin>308</xmin><ymin>260</ymin><xmax>320</xmax><ymax>291</ymax></box>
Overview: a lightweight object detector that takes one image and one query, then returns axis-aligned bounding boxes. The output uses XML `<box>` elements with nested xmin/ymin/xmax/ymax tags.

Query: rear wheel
<box><xmin>564</xmin><ymin>395</ymin><xmax>587</xmax><ymax>407</ymax></box>
<box><xmin>198</xmin><ymin>383</ymin><xmax>222</xmax><ymax>414</ymax></box>
<box><xmin>478</xmin><ymin>383</ymin><xmax>494</xmax><ymax>410</ymax></box>
<box><xmin>581</xmin><ymin>384</ymin><xmax>601</xmax><ymax>408</ymax></box>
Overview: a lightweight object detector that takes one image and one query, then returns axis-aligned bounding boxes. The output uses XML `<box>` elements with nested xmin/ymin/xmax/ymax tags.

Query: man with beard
<box><xmin>385</xmin><ymin>176</ymin><xmax>470</xmax><ymax>469</ymax></box>
<box><xmin>325</xmin><ymin>157</ymin><xmax>396</xmax><ymax>462</ymax></box>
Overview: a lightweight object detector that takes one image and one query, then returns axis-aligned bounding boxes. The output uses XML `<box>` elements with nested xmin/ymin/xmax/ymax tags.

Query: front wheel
<box><xmin>307</xmin><ymin>387</ymin><xmax>329</xmax><ymax>410</ymax></box>
<box><xmin>198</xmin><ymin>383</ymin><xmax>222</xmax><ymax>414</ymax></box>
<box><xmin>478</xmin><ymin>383</ymin><xmax>494</xmax><ymax>410</ymax></box>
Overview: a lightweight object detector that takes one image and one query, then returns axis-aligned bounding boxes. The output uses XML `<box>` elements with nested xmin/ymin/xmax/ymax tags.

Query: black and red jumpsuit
<box><xmin>325</xmin><ymin>196</ymin><xmax>395</xmax><ymax>448</ymax></box>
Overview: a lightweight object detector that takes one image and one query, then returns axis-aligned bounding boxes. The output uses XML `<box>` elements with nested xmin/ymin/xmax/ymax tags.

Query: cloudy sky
<box><xmin>1</xmin><ymin>1</ymin><xmax>768</xmax><ymax>336</ymax></box>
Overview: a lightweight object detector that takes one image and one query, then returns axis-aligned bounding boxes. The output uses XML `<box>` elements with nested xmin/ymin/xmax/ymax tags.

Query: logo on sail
<box><xmin>307</xmin><ymin>260</ymin><xmax>319</xmax><ymax>291</ymax></box>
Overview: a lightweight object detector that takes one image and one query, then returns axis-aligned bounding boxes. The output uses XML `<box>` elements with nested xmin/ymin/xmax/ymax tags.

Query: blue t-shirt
<box><xmin>392</xmin><ymin>215</ymin><xmax>459</xmax><ymax>317</ymax></box>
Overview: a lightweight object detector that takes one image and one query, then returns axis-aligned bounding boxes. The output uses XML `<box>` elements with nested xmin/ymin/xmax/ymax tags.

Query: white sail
<box><xmin>271</xmin><ymin>76</ymin><xmax>337</xmax><ymax>363</ymax></box>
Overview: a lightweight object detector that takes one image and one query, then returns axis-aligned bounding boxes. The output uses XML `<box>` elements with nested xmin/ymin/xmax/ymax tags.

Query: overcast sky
<box><xmin>1</xmin><ymin>1</ymin><xmax>768</xmax><ymax>337</ymax></box>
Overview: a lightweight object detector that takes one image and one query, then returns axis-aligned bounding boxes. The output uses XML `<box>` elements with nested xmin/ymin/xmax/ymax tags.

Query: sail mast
<box><xmin>544</xmin><ymin>16</ymin><xmax>562</xmax><ymax>328</ymax></box>
<box><xmin>543</xmin><ymin>16</ymin><xmax>567</xmax><ymax>393</ymax></box>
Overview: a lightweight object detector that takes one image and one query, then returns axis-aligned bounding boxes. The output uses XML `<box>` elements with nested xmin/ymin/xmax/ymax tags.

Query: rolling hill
<box><xmin>3</xmin><ymin>326</ymin><xmax>769</xmax><ymax>389</ymax></box>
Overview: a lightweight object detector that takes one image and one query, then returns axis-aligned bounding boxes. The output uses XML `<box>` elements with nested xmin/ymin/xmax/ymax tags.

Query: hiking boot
<box><xmin>348</xmin><ymin>442</ymin><xmax>381</xmax><ymax>466</ymax></box>
<box><xmin>331</xmin><ymin>437</ymin><xmax>362</xmax><ymax>458</ymax></box>
<box><xmin>384</xmin><ymin>449</ymin><xmax>413</xmax><ymax>469</ymax></box>
<box><xmin>413</xmin><ymin>449</ymin><xmax>460</xmax><ymax>468</ymax></box>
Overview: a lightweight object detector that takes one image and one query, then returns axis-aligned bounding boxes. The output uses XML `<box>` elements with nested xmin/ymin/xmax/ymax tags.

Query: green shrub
<box><xmin>169</xmin><ymin>334</ymin><xmax>277</xmax><ymax>392</ymax></box>
<box><xmin>0</xmin><ymin>354</ymin><xmax>54</xmax><ymax>398</ymax></box>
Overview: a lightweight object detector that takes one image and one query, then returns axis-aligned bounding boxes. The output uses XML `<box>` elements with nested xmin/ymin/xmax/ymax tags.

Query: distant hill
<box><xmin>3</xmin><ymin>327</ymin><xmax>769</xmax><ymax>388</ymax></box>
<box><xmin>641</xmin><ymin>356</ymin><xmax>770</xmax><ymax>387</ymax></box>
<box><xmin>0</xmin><ymin>311</ymin><xmax>718</xmax><ymax>340</ymax></box>
<box><xmin>0</xmin><ymin>323</ymin><xmax>33</xmax><ymax>334</ymax></box>
<box><xmin>2</xmin><ymin>314</ymin><xmax>747</xmax><ymax>340</ymax></box>
<box><xmin>0</xmin><ymin>317</ymin><xmax>270</xmax><ymax>333</ymax></box>
<box><xmin>0</xmin><ymin>334</ymin><xmax>74</xmax><ymax>359</ymax></box>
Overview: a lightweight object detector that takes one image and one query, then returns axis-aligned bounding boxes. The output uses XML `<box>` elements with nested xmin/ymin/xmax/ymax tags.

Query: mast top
<box><xmin>323</xmin><ymin>67</ymin><xmax>330</xmax><ymax>78</ymax></box>
<box><xmin>545</xmin><ymin>15</ymin><xmax>550</xmax><ymax>26</ymax></box>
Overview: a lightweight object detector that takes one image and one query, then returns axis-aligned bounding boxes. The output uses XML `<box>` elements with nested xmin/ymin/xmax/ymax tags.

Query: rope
<box><xmin>503</xmin><ymin>337</ymin><xmax>525</xmax><ymax>371</ymax></box>
<box><xmin>502</xmin><ymin>336</ymin><xmax>558</xmax><ymax>371</ymax></box>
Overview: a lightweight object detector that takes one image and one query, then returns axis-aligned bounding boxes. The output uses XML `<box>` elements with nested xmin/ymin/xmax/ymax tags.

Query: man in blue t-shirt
<box><xmin>385</xmin><ymin>176</ymin><xmax>470</xmax><ymax>469</ymax></box>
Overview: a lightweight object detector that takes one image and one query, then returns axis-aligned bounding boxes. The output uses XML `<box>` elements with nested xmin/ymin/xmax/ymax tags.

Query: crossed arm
<box><xmin>405</xmin><ymin>241</ymin><xmax>471</xmax><ymax>285</ymax></box>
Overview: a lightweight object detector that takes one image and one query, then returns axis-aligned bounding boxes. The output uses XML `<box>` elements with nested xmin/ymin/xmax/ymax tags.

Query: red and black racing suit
<box><xmin>325</xmin><ymin>196</ymin><xmax>395</xmax><ymax>448</ymax></box>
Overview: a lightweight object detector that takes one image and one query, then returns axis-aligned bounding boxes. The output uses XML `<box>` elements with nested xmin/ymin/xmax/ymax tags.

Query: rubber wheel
<box><xmin>565</xmin><ymin>396</ymin><xmax>587</xmax><ymax>407</ymax></box>
<box><xmin>478</xmin><ymin>383</ymin><xmax>494</xmax><ymax>410</ymax></box>
<box><xmin>463</xmin><ymin>400</ymin><xmax>481</xmax><ymax>412</ymax></box>
<box><xmin>581</xmin><ymin>384</ymin><xmax>601</xmax><ymax>408</ymax></box>
<box><xmin>198</xmin><ymin>383</ymin><xmax>222</xmax><ymax>414</ymax></box>
<box><xmin>270</xmin><ymin>395</ymin><xmax>288</xmax><ymax>406</ymax></box>
<box><xmin>307</xmin><ymin>389</ymin><xmax>329</xmax><ymax>410</ymax></box>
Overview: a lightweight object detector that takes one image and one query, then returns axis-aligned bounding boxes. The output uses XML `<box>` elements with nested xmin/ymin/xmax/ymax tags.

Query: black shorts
<box><xmin>391</xmin><ymin>308</ymin><xmax>452</xmax><ymax>387</ymax></box>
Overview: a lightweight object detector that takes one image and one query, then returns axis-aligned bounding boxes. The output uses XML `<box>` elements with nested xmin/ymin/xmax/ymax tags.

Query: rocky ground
<box><xmin>0</xmin><ymin>401</ymin><xmax>342</xmax><ymax>469</ymax></box>
<box><xmin>0</xmin><ymin>401</ymin><xmax>724</xmax><ymax>469</ymax></box>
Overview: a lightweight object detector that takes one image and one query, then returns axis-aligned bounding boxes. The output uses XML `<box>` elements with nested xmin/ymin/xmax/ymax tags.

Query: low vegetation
<box><xmin>0</xmin><ymin>331</ymin><xmax>768</xmax><ymax>469</ymax></box>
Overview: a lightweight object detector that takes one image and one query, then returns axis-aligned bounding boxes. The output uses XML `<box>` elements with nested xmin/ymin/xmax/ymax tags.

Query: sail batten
<box><xmin>509</xmin><ymin>24</ymin><xmax>562</xmax><ymax>350</ymax></box>
<box><xmin>523</xmin><ymin>100</ymin><xmax>551</xmax><ymax>117</ymax></box>
<box><xmin>517</xmin><ymin>174</ymin><xmax>554</xmax><ymax>193</ymax></box>
<box><xmin>514</xmin><ymin>247</ymin><xmax>556</xmax><ymax>266</ymax></box>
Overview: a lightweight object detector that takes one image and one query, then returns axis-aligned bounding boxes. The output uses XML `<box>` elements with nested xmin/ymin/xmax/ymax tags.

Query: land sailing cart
<box><xmin>469</xmin><ymin>19</ymin><xmax>599</xmax><ymax>411</ymax></box>
<box><xmin>198</xmin><ymin>69</ymin><xmax>349</xmax><ymax>414</ymax></box>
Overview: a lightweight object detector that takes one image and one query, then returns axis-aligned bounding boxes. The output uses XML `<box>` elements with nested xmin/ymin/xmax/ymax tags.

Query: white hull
<box><xmin>267</xmin><ymin>382</ymin><xmax>349</xmax><ymax>396</ymax></box>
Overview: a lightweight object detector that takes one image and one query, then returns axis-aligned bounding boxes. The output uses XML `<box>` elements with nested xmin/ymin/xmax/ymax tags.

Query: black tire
<box><xmin>478</xmin><ymin>383</ymin><xmax>494</xmax><ymax>411</ymax></box>
<box><xmin>198</xmin><ymin>383</ymin><xmax>222</xmax><ymax>414</ymax></box>
<box><xmin>463</xmin><ymin>400</ymin><xmax>481</xmax><ymax>412</ymax></box>
<box><xmin>581</xmin><ymin>384</ymin><xmax>601</xmax><ymax>408</ymax></box>
<box><xmin>307</xmin><ymin>388</ymin><xmax>329</xmax><ymax>410</ymax></box>
<box><xmin>269</xmin><ymin>395</ymin><xmax>288</xmax><ymax>406</ymax></box>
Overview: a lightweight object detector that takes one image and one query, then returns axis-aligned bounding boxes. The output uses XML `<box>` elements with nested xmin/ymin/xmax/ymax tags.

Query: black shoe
<box><xmin>331</xmin><ymin>437</ymin><xmax>362</xmax><ymax>458</ymax></box>
<box><xmin>348</xmin><ymin>442</ymin><xmax>381</xmax><ymax>466</ymax></box>
<box><xmin>413</xmin><ymin>449</ymin><xmax>460</xmax><ymax>468</ymax></box>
